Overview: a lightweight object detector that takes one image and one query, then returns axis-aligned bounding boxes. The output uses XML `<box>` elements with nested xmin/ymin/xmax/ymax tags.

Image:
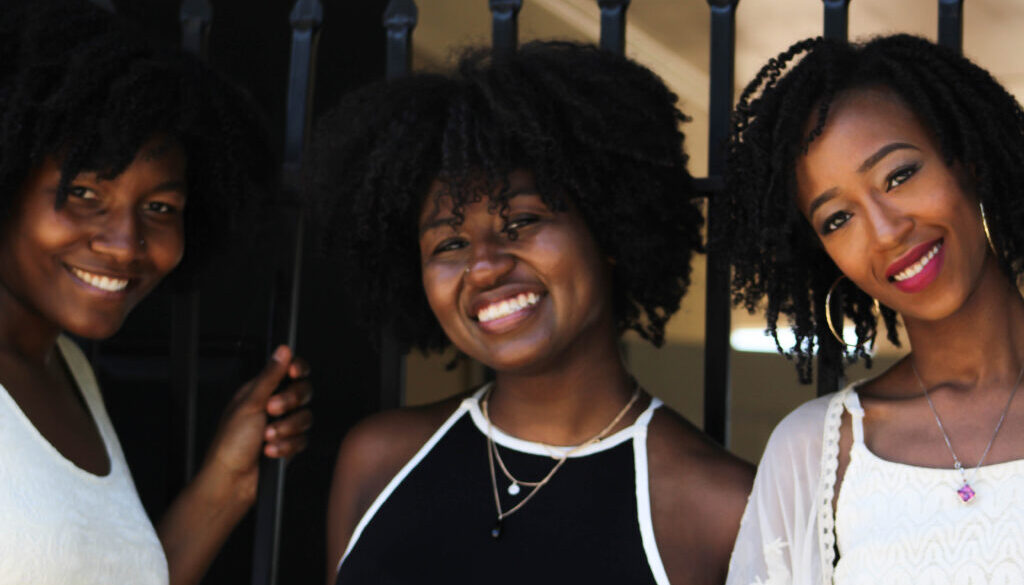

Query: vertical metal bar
<box><xmin>180</xmin><ymin>0</ymin><xmax>212</xmax><ymax>57</ymax></box>
<box><xmin>88</xmin><ymin>0</ymin><xmax>116</xmax><ymax>12</ymax></box>
<box><xmin>817</xmin><ymin>0</ymin><xmax>849</xmax><ymax>396</ymax></box>
<box><xmin>703</xmin><ymin>0</ymin><xmax>738</xmax><ymax>446</ymax></box>
<box><xmin>597</xmin><ymin>0</ymin><xmax>630</xmax><ymax>55</ymax></box>
<box><xmin>172</xmin><ymin>0</ymin><xmax>211</xmax><ymax>486</ymax></box>
<box><xmin>938</xmin><ymin>0</ymin><xmax>964</xmax><ymax>52</ymax></box>
<box><xmin>378</xmin><ymin>0</ymin><xmax>417</xmax><ymax>410</ymax></box>
<box><xmin>384</xmin><ymin>0</ymin><xmax>417</xmax><ymax>80</ymax></box>
<box><xmin>822</xmin><ymin>0</ymin><xmax>850</xmax><ymax>41</ymax></box>
<box><xmin>251</xmin><ymin>3</ymin><xmax>321</xmax><ymax>585</ymax></box>
<box><xmin>489</xmin><ymin>0</ymin><xmax>522</xmax><ymax>57</ymax></box>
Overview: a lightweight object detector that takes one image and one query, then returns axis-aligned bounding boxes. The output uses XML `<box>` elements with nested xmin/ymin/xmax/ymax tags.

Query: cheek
<box><xmin>150</xmin><ymin>228</ymin><xmax>186</xmax><ymax>275</ymax></box>
<box><xmin>421</xmin><ymin>263</ymin><xmax>462</xmax><ymax>320</ymax></box>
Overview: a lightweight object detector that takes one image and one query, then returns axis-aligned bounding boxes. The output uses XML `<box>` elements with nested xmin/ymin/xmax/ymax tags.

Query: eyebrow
<box><xmin>417</xmin><ymin>187</ymin><xmax>539</xmax><ymax>236</ymax></box>
<box><xmin>145</xmin><ymin>180</ymin><xmax>187</xmax><ymax>198</ymax></box>
<box><xmin>856</xmin><ymin>142</ymin><xmax>920</xmax><ymax>173</ymax></box>
<box><xmin>807</xmin><ymin>142</ymin><xmax>921</xmax><ymax>217</ymax></box>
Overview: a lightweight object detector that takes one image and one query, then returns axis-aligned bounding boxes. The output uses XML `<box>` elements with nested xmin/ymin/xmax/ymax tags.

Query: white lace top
<box><xmin>0</xmin><ymin>336</ymin><xmax>168</xmax><ymax>585</ymax></box>
<box><xmin>727</xmin><ymin>383</ymin><xmax>1024</xmax><ymax>585</ymax></box>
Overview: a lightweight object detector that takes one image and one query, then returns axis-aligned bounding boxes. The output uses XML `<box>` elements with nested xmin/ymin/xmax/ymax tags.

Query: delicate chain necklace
<box><xmin>481</xmin><ymin>384</ymin><xmax>641</xmax><ymax>539</ymax></box>
<box><xmin>911</xmin><ymin>360</ymin><xmax>1024</xmax><ymax>504</ymax></box>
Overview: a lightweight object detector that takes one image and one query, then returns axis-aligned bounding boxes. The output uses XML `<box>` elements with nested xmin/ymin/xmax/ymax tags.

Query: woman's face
<box><xmin>795</xmin><ymin>87</ymin><xmax>989</xmax><ymax>322</ymax></box>
<box><xmin>418</xmin><ymin>170</ymin><xmax>615</xmax><ymax>374</ymax></box>
<box><xmin>0</xmin><ymin>138</ymin><xmax>187</xmax><ymax>339</ymax></box>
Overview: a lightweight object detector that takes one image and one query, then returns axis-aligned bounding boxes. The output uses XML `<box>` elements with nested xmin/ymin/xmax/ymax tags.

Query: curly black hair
<box><xmin>0</xmin><ymin>0</ymin><xmax>274</xmax><ymax>282</ymax></box>
<box><xmin>309</xmin><ymin>41</ymin><xmax>703</xmax><ymax>354</ymax></box>
<box><xmin>718</xmin><ymin>34</ymin><xmax>1024</xmax><ymax>383</ymax></box>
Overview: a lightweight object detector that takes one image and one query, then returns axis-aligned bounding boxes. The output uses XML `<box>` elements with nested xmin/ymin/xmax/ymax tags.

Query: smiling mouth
<box><xmin>477</xmin><ymin>292</ymin><xmax>541</xmax><ymax>323</ymax></box>
<box><xmin>68</xmin><ymin>266</ymin><xmax>130</xmax><ymax>292</ymax></box>
<box><xmin>889</xmin><ymin>241</ymin><xmax>943</xmax><ymax>282</ymax></box>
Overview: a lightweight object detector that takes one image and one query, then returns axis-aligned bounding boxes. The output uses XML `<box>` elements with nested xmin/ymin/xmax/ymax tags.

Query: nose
<box><xmin>89</xmin><ymin>207</ymin><xmax>143</xmax><ymax>263</ymax></box>
<box><xmin>864</xmin><ymin>196</ymin><xmax>913</xmax><ymax>251</ymax></box>
<box><xmin>464</xmin><ymin>233</ymin><xmax>515</xmax><ymax>287</ymax></box>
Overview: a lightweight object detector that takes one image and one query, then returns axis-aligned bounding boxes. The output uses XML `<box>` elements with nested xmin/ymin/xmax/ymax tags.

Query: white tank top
<box><xmin>834</xmin><ymin>390</ymin><xmax>1024</xmax><ymax>585</ymax></box>
<box><xmin>0</xmin><ymin>336</ymin><xmax>168</xmax><ymax>585</ymax></box>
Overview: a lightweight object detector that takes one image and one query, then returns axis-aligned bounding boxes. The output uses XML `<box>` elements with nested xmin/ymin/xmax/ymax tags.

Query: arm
<box><xmin>325</xmin><ymin>400</ymin><xmax>461</xmax><ymax>585</ymax></box>
<box><xmin>159</xmin><ymin>345</ymin><xmax>313</xmax><ymax>585</ymax></box>
<box><xmin>648</xmin><ymin>409</ymin><xmax>755</xmax><ymax>585</ymax></box>
<box><xmin>725</xmin><ymin>397</ymin><xmax>830</xmax><ymax>585</ymax></box>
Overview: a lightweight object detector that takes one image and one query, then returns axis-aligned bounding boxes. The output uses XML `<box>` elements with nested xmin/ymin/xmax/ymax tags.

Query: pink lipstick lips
<box><xmin>885</xmin><ymin>238</ymin><xmax>944</xmax><ymax>294</ymax></box>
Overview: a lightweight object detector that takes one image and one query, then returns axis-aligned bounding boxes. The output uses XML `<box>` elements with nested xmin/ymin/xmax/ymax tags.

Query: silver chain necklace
<box><xmin>481</xmin><ymin>384</ymin><xmax>640</xmax><ymax>539</ymax></box>
<box><xmin>911</xmin><ymin>360</ymin><xmax>1024</xmax><ymax>504</ymax></box>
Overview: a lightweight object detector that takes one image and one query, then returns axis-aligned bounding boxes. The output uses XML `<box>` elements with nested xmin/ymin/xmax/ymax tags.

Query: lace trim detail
<box><xmin>817</xmin><ymin>387</ymin><xmax>853</xmax><ymax>584</ymax></box>
<box><xmin>754</xmin><ymin>538</ymin><xmax>791</xmax><ymax>585</ymax></box>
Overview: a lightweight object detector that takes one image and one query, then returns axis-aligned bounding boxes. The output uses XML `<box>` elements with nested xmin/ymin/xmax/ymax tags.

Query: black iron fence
<box><xmin>81</xmin><ymin>1</ymin><xmax>966</xmax><ymax>583</ymax></box>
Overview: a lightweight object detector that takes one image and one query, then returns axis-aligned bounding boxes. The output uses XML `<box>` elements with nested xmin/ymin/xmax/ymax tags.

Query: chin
<box><xmin>63</xmin><ymin>315</ymin><xmax>128</xmax><ymax>341</ymax></box>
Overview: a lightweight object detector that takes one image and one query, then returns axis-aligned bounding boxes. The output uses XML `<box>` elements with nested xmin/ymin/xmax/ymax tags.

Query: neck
<box><xmin>488</xmin><ymin>333</ymin><xmax>636</xmax><ymax>446</ymax></box>
<box><xmin>0</xmin><ymin>282</ymin><xmax>61</xmax><ymax>366</ymax></box>
<box><xmin>903</xmin><ymin>254</ymin><xmax>1024</xmax><ymax>391</ymax></box>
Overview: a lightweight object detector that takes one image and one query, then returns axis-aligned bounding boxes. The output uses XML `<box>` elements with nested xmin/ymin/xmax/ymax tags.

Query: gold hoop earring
<box><xmin>980</xmin><ymin>202</ymin><xmax>996</xmax><ymax>252</ymax></box>
<box><xmin>824</xmin><ymin>275</ymin><xmax>879</xmax><ymax>348</ymax></box>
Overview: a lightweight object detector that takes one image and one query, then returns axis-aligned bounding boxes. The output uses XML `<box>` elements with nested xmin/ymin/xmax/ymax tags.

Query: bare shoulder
<box><xmin>325</xmin><ymin>393</ymin><xmax>466</xmax><ymax>583</ymax></box>
<box><xmin>334</xmin><ymin>396</ymin><xmax>464</xmax><ymax>490</ymax></box>
<box><xmin>647</xmin><ymin>407</ymin><xmax>754</xmax><ymax>504</ymax></box>
<box><xmin>646</xmin><ymin>407</ymin><xmax>755</xmax><ymax>585</ymax></box>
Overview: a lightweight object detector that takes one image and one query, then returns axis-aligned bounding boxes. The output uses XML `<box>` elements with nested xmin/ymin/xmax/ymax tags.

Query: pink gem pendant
<box><xmin>957</xmin><ymin>482</ymin><xmax>976</xmax><ymax>503</ymax></box>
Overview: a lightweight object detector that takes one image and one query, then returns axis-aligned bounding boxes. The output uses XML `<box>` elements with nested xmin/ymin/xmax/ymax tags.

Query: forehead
<box><xmin>417</xmin><ymin>169</ymin><xmax>537</xmax><ymax>225</ymax></box>
<box><xmin>806</xmin><ymin>87</ymin><xmax>931</xmax><ymax>156</ymax></box>
<box><xmin>795</xmin><ymin>87</ymin><xmax>935</xmax><ymax>201</ymax></box>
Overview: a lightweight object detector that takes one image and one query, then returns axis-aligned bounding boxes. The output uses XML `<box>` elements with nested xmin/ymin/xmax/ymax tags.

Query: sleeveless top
<box><xmin>335</xmin><ymin>387</ymin><xmax>670</xmax><ymax>585</ymax></box>
<box><xmin>0</xmin><ymin>336</ymin><xmax>169</xmax><ymax>585</ymax></box>
<box><xmin>834</xmin><ymin>390</ymin><xmax>1024</xmax><ymax>585</ymax></box>
<box><xmin>727</xmin><ymin>384</ymin><xmax>1024</xmax><ymax>585</ymax></box>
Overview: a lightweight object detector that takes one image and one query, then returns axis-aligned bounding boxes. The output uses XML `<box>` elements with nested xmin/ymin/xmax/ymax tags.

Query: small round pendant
<box><xmin>507</xmin><ymin>483</ymin><xmax>521</xmax><ymax>496</ymax></box>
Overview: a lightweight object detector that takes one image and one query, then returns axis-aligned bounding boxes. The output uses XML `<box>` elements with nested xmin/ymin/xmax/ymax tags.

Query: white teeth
<box><xmin>477</xmin><ymin>292</ymin><xmax>541</xmax><ymax>323</ymax></box>
<box><xmin>70</xmin><ymin>267</ymin><xmax>129</xmax><ymax>292</ymax></box>
<box><xmin>893</xmin><ymin>242</ymin><xmax>942</xmax><ymax>282</ymax></box>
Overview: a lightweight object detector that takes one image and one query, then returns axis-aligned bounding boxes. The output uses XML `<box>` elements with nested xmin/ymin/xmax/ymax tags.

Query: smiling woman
<box><xmin>311</xmin><ymin>41</ymin><xmax>754</xmax><ymax>585</ymax></box>
<box><xmin>720</xmin><ymin>35</ymin><xmax>1024</xmax><ymax>585</ymax></box>
<box><xmin>0</xmin><ymin>2</ymin><xmax>313</xmax><ymax>585</ymax></box>
<box><xmin>2</xmin><ymin>141</ymin><xmax>188</xmax><ymax>340</ymax></box>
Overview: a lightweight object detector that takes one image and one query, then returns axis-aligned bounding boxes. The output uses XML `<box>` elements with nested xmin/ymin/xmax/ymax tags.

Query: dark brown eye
<box><xmin>433</xmin><ymin>237</ymin><xmax>466</xmax><ymax>255</ymax></box>
<box><xmin>822</xmin><ymin>211</ymin><xmax>851</xmax><ymax>235</ymax></box>
<box><xmin>885</xmin><ymin>164</ymin><xmax>919</xmax><ymax>191</ymax></box>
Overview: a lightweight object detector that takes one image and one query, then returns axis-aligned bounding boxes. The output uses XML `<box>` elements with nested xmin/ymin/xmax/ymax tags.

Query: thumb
<box><xmin>243</xmin><ymin>345</ymin><xmax>293</xmax><ymax>405</ymax></box>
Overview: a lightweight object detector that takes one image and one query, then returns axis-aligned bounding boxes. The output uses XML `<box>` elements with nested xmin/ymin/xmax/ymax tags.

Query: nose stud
<box><xmin>464</xmin><ymin>266</ymin><xmax>471</xmax><ymax>275</ymax></box>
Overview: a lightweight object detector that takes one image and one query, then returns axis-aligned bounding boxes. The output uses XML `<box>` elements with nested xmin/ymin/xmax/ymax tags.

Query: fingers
<box><xmin>288</xmin><ymin>356</ymin><xmax>311</xmax><ymax>380</ymax></box>
<box><xmin>267</xmin><ymin>378</ymin><xmax>312</xmax><ymax>417</ymax></box>
<box><xmin>264</xmin><ymin>433</ymin><xmax>310</xmax><ymax>458</ymax></box>
<box><xmin>264</xmin><ymin>408</ymin><xmax>313</xmax><ymax>441</ymax></box>
<box><xmin>242</xmin><ymin>345</ymin><xmax>295</xmax><ymax>404</ymax></box>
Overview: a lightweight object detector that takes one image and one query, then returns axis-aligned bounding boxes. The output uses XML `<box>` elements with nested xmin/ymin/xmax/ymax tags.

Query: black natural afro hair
<box><xmin>718</xmin><ymin>34</ymin><xmax>1024</xmax><ymax>383</ymax></box>
<box><xmin>0</xmin><ymin>0</ymin><xmax>274</xmax><ymax>282</ymax></box>
<box><xmin>309</xmin><ymin>41</ymin><xmax>702</xmax><ymax>354</ymax></box>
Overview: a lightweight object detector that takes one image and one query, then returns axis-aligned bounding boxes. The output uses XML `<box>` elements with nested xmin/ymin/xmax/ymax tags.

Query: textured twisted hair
<box><xmin>718</xmin><ymin>34</ymin><xmax>1024</xmax><ymax>383</ymax></box>
<box><xmin>0</xmin><ymin>0</ymin><xmax>274</xmax><ymax>283</ymax></box>
<box><xmin>309</xmin><ymin>41</ymin><xmax>702</xmax><ymax>354</ymax></box>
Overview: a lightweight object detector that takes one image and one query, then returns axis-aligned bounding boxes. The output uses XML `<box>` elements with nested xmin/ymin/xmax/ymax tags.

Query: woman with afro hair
<box><xmin>314</xmin><ymin>41</ymin><xmax>753</xmax><ymax>585</ymax></box>
<box><xmin>722</xmin><ymin>35</ymin><xmax>1024</xmax><ymax>584</ymax></box>
<box><xmin>0</xmin><ymin>1</ymin><xmax>312</xmax><ymax>584</ymax></box>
